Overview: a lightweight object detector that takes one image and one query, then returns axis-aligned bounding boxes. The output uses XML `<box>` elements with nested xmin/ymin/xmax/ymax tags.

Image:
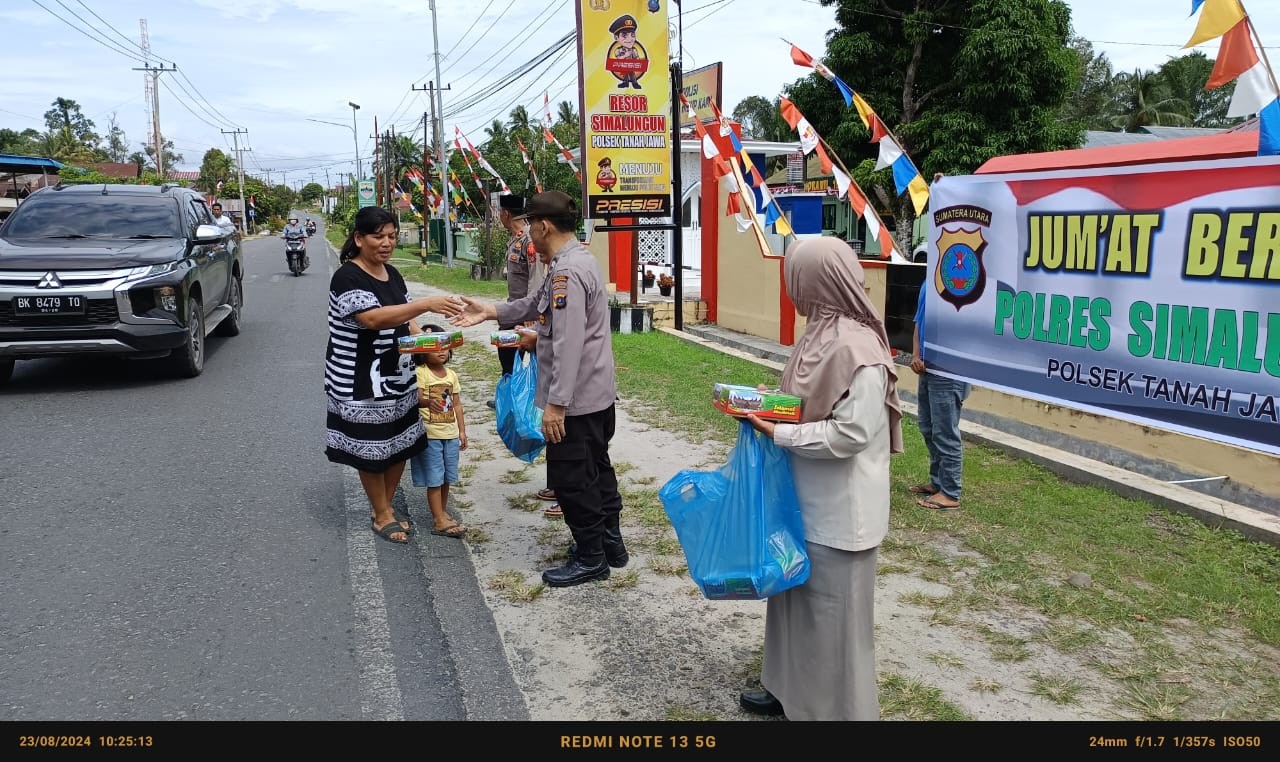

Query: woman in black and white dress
<box><xmin>325</xmin><ymin>206</ymin><xmax>462</xmax><ymax>544</ymax></box>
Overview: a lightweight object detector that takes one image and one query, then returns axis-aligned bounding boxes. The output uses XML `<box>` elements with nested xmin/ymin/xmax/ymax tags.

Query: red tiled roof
<box><xmin>89</xmin><ymin>162</ymin><xmax>139</xmax><ymax>179</ymax></box>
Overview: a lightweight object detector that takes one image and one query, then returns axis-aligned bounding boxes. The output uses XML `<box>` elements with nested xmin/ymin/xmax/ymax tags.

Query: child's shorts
<box><xmin>410</xmin><ymin>438</ymin><xmax>460</xmax><ymax>488</ymax></box>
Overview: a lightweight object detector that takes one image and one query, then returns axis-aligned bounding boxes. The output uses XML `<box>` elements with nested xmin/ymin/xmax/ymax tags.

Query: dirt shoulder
<box><xmin>409</xmin><ymin>278</ymin><xmax>1280</xmax><ymax>722</ymax></box>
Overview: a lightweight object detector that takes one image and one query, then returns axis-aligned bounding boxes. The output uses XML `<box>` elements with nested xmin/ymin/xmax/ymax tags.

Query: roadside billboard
<box><xmin>680</xmin><ymin>62</ymin><xmax>722</xmax><ymax>128</ymax></box>
<box><xmin>576</xmin><ymin>0</ymin><xmax>672</xmax><ymax>219</ymax></box>
<box><xmin>925</xmin><ymin>156</ymin><xmax>1280</xmax><ymax>456</ymax></box>
<box><xmin>357</xmin><ymin>179</ymin><xmax>376</xmax><ymax>208</ymax></box>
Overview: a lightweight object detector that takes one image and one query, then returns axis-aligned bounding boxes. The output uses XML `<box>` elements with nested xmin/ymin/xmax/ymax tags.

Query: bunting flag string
<box><xmin>705</xmin><ymin>95</ymin><xmax>792</xmax><ymax>238</ymax></box>
<box><xmin>786</xmin><ymin>41</ymin><xmax>930</xmax><ymax>215</ymax></box>
<box><xmin>777</xmin><ymin>97</ymin><xmax>901</xmax><ymax>259</ymax></box>
<box><xmin>542</xmin><ymin>125</ymin><xmax>583</xmax><ymax>182</ymax></box>
<box><xmin>455</xmin><ymin>127</ymin><xmax>511</xmax><ymax>194</ymax></box>
<box><xmin>1193</xmin><ymin>0</ymin><xmax>1279</xmax><ymax>155</ymax></box>
<box><xmin>453</xmin><ymin>136</ymin><xmax>487</xmax><ymax>195</ymax></box>
<box><xmin>516</xmin><ymin>137</ymin><xmax>544</xmax><ymax>194</ymax></box>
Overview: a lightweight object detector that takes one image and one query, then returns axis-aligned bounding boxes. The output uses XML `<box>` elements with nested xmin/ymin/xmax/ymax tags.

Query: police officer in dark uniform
<box><xmin>451</xmin><ymin>191</ymin><xmax>626</xmax><ymax>587</ymax></box>
<box><xmin>609</xmin><ymin>14</ymin><xmax>642</xmax><ymax>90</ymax></box>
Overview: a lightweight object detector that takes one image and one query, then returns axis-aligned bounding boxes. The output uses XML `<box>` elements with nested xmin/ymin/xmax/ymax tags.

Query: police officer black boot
<box><xmin>567</xmin><ymin>516</ymin><xmax>628</xmax><ymax>568</ymax></box>
<box><xmin>544</xmin><ymin>534</ymin><xmax>609</xmax><ymax>588</ymax></box>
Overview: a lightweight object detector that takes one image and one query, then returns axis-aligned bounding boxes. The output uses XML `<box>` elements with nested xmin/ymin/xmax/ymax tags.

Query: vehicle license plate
<box><xmin>13</xmin><ymin>294</ymin><xmax>85</xmax><ymax>315</ymax></box>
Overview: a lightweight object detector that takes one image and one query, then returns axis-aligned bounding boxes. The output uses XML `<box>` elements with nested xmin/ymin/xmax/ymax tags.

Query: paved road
<box><xmin>0</xmin><ymin>220</ymin><xmax>524</xmax><ymax>721</ymax></box>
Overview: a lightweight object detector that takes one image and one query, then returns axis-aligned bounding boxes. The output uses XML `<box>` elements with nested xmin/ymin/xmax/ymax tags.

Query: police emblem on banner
<box><xmin>934</xmin><ymin>227</ymin><xmax>988</xmax><ymax>310</ymax></box>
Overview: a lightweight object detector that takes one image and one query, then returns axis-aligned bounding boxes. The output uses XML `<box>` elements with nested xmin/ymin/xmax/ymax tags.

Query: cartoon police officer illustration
<box><xmin>608</xmin><ymin>14</ymin><xmax>643</xmax><ymax>90</ymax></box>
<box><xmin>595</xmin><ymin>157</ymin><xmax>617</xmax><ymax>193</ymax></box>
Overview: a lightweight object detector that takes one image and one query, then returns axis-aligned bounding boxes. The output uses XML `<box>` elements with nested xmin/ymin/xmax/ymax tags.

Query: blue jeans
<box><xmin>917</xmin><ymin>372</ymin><xmax>970</xmax><ymax>500</ymax></box>
<box><xmin>409</xmin><ymin>438</ymin><xmax>460</xmax><ymax>488</ymax></box>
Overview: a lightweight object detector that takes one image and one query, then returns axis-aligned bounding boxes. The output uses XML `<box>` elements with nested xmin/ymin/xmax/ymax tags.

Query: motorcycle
<box><xmin>284</xmin><ymin>235</ymin><xmax>309</xmax><ymax>276</ymax></box>
<box><xmin>305</xmin><ymin>221</ymin><xmax>317</xmax><ymax>237</ymax></box>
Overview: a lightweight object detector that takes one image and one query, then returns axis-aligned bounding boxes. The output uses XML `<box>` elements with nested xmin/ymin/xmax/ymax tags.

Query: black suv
<box><xmin>0</xmin><ymin>183</ymin><xmax>244</xmax><ymax>382</ymax></box>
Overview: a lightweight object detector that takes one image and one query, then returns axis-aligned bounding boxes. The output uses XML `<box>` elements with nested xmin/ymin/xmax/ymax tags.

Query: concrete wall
<box><xmin>715</xmin><ymin>206</ymin><xmax>785</xmax><ymax>342</ymax></box>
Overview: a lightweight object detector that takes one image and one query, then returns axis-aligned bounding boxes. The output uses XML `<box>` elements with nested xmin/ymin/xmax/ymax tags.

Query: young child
<box><xmin>409</xmin><ymin>323</ymin><xmax>468</xmax><ymax>538</ymax></box>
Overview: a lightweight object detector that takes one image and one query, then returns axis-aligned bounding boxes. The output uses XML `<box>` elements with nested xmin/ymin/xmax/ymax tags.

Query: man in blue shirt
<box><xmin>910</xmin><ymin>248</ymin><xmax>970</xmax><ymax>511</ymax></box>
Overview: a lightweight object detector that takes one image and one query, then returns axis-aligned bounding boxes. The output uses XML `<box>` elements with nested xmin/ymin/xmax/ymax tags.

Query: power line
<box><xmin>445</xmin><ymin>32</ymin><xmax>574</xmax><ymax>119</ymax></box>
<box><xmin>440</xmin><ymin>0</ymin><xmax>523</xmax><ymax>78</ymax></box>
<box><xmin>447</xmin><ymin>0</ymin><xmax>567</xmax><ymax>86</ymax></box>
<box><xmin>440</xmin><ymin>0</ymin><xmax>499</xmax><ymax>63</ymax></box>
<box><xmin>71</xmin><ymin>0</ymin><xmax>174</xmax><ymax>63</ymax></box>
<box><xmin>31</xmin><ymin>0</ymin><xmax>148</xmax><ymax>63</ymax></box>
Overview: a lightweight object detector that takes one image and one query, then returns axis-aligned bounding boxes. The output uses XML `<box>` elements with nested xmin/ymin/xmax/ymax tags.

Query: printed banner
<box><xmin>576</xmin><ymin>0</ymin><xmax>672</xmax><ymax>218</ymax></box>
<box><xmin>924</xmin><ymin>156</ymin><xmax>1280</xmax><ymax>456</ymax></box>
<box><xmin>680</xmin><ymin>62</ymin><xmax>722</xmax><ymax>128</ymax></box>
<box><xmin>357</xmin><ymin>179</ymin><xmax>376</xmax><ymax>209</ymax></box>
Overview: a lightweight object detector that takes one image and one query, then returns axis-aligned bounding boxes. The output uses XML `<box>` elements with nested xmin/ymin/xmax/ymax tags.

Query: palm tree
<box><xmin>484</xmin><ymin>119</ymin><xmax>508</xmax><ymax>142</ymax></box>
<box><xmin>39</xmin><ymin>127</ymin><xmax>97</xmax><ymax>164</ymax></box>
<box><xmin>388</xmin><ymin>133</ymin><xmax>423</xmax><ymax>185</ymax></box>
<box><xmin>556</xmin><ymin>100</ymin><xmax>577</xmax><ymax>127</ymax></box>
<box><xmin>508</xmin><ymin>105</ymin><xmax>533</xmax><ymax>146</ymax></box>
<box><xmin>1108</xmin><ymin>69</ymin><xmax>1191</xmax><ymax>132</ymax></box>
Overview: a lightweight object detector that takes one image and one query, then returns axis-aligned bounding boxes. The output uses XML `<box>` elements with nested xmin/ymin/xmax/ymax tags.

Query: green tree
<box><xmin>300</xmin><ymin>182</ymin><xmax>325</xmax><ymax>204</ymax></box>
<box><xmin>43</xmin><ymin>97</ymin><xmax>99</xmax><ymax>149</ymax></box>
<box><xmin>105</xmin><ymin>114</ymin><xmax>131</xmax><ymax>163</ymax></box>
<box><xmin>787</xmin><ymin>0</ymin><xmax>1082</xmax><ymax>246</ymax></box>
<box><xmin>731</xmin><ymin>95</ymin><xmax>792</xmax><ymax>141</ymax></box>
<box><xmin>1057</xmin><ymin>35</ymin><xmax>1117</xmax><ymax>133</ymax></box>
<box><xmin>135</xmin><ymin>139</ymin><xmax>184</xmax><ymax>175</ymax></box>
<box><xmin>39</xmin><ymin>127</ymin><xmax>98</xmax><ymax>164</ymax></box>
<box><xmin>1157</xmin><ymin>52</ymin><xmax>1238</xmax><ymax>127</ymax></box>
<box><xmin>0</xmin><ymin>128</ymin><xmax>41</xmax><ymax>155</ymax></box>
<box><xmin>196</xmin><ymin>148</ymin><xmax>235</xmax><ymax>195</ymax></box>
<box><xmin>1107</xmin><ymin>69</ymin><xmax>1191</xmax><ymax>132</ymax></box>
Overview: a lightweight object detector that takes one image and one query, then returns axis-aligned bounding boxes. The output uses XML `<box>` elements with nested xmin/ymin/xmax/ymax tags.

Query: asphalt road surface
<box><xmin>0</xmin><ymin>219</ymin><xmax>525</xmax><ymax>721</ymax></box>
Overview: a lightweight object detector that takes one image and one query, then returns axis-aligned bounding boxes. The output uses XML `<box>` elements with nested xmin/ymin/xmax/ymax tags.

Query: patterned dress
<box><xmin>324</xmin><ymin>262</ymin><xmax>429</xmax><ymax>472</ymax></box>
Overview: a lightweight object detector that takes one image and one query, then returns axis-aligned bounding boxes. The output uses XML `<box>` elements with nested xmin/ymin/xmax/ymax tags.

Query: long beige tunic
<box><xmin>763</xmin><ymin>365</ymin><xmax>890</xmax><ymax>721</ymax></box>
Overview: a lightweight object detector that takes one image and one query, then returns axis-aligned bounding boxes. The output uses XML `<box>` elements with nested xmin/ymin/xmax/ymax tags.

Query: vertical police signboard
<box><xmin>576</xmin><ymin>0</ymin><xmax>672</xmax><ymax>219</ymax></box>
<box><xmin>357</xmin><ymin>179</ymin><xmax>376</xmax><ymax>209</ymax></box>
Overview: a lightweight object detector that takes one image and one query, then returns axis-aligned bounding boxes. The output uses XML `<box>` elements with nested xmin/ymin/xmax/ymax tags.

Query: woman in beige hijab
<box><xmin>739</xmin><ymin>237</ymin><xmax>903</xmax><ymax>721</ymax></box>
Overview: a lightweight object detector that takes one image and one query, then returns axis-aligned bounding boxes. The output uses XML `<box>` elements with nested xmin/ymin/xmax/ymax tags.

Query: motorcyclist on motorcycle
<box><xmin>304</xmin><ymin>217</ymin><xmax>317</xmax><ymax>236</ymax></box>
<box><xmin>282</xmin><ymin>217</ymin><xmax>309</xmax><ymax>273</ymax></box>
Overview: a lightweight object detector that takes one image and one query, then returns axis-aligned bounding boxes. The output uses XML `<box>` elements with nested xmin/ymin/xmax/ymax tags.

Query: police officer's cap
<box><xmin>515</xmin><ymin>190</ymin><xmax>577</xmax><ymax>221</ymax></box>
<box><xmin>498</xmin><ymin>193</ymin><xmax>525</xmax><ymax>212</ymax></box>
<box><xmin>597</xmin><ymin>157</ymin><xmax>611</xmax><ymax>167</ymax></box>
<box><xmin>609</xmin><ymin>15</ymin><xmax>637</xmax><ymax>35</ymax></box>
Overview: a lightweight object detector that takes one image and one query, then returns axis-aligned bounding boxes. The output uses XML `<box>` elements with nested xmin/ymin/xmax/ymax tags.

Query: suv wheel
<box><xmin>0</xmin><ymin>360</ymin><xmax>13</xmax><ymax>385</ymax></box>
<box><xmin>214</xmin><ymin>274</ymin><xmax>243</xmax><ymax>337</ymax></box>
<box><xmin>168</xmin><ymin>296</ymin><xmax>204</xmax><ymax>378</ymax></box>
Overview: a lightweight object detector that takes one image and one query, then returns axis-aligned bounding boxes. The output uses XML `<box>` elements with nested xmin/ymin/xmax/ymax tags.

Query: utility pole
<box><xmin>372</xmin><ymin>114</ymin><xmax>381</xmax><ymax>207</ymax></box>
<box><xmin>413</xmin><ymin>80</ymin><xmax>452</xmax><ymax>261</ymax></box>
<box><xmin>387</xmin><ymin>124</ymin><xmax>397</xmax><ymax>215</ymax></box>
<box><xmin>221</xmin><ymin>128</ymin><xmax>249</xmax><ymax>235</ymax></box>
<box><xmin>324</xmin><ymin>167</ymin><xmax>331</xmax><ymax>215</ymax></box>
<box><xmin>428</xmin><ymin>0</ymin><xmax>456</xmax><ymax>267</ymax></box>
<box><xmin>132</xmin><ymin>61</ymin><xmax>177</xmax><ymax>178</ymax></box>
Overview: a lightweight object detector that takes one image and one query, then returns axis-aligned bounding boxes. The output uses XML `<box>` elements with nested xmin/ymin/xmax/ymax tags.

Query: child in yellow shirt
<box><xmin>408</xmin><ymin>323</ymin><xmax>468</xmax><ymax>538</ymax></box>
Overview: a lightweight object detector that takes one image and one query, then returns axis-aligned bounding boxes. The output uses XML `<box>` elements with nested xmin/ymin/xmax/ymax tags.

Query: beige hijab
<box><xmin>781</xmin><ymin>237</ymin><xmax>903</xmax><ymax>453</ymax></box>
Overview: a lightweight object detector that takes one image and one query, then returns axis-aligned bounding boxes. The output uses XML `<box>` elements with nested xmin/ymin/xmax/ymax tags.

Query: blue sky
<box><xmin>2</xmin><ymin>1</ymin><xmax>1276</xmax><ymax>182</ymax></box>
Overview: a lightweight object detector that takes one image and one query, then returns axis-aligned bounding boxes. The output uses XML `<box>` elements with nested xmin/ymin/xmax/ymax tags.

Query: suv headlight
<box><xmin>142</xmin><ymin>262</ymin><xmax>178</xmax><ymax>277</ymax></box>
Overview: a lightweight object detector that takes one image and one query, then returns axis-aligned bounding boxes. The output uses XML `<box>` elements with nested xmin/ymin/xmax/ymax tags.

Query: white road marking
<box><xmin>342</xmin><ymin>466</ymin><xmax>405</xmax><ymax>720</ymax></box>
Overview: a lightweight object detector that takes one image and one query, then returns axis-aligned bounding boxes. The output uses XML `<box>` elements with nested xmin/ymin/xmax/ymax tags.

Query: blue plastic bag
<box><xmin>659</xmin><ymin>419</ymin><xmax>810</xmax><ymax>600</ymax></box>
<box><xmin>494</xmin><ymin>351</ymin><xmax>545</xmax><ymax>463</ymax></box>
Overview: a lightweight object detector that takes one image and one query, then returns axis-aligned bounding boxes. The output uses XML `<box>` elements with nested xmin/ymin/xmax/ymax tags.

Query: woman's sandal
<box><xmin>543</xmin><ymin>503</ymin><xmax>563</xmax><ymax>518</ymax></box>
<box><xmin>535</xmin><ymin>488</ymin><xmax>557</xmax><ymax>501</ymax></box>
<box><xmin>908</xmin><ymin>483</ymin><xmax>940</xmax><ymax>496</ymax></box>
<box><xmin>371</xmin><ymin>519</ymin><xmax>411</xmax><ymax>544</ymax></box>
